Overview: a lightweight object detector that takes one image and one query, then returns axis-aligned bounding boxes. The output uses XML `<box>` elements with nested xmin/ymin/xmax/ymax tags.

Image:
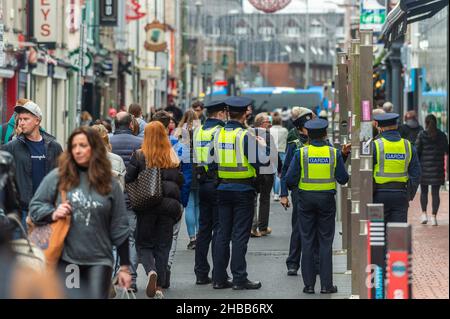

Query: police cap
<box><xmin>204</xmin><ymin>100</ymin><xmax>227</xmax><ymax>112</ymax></box>
<box><xmin>304</xmin><ymin>118</ymin><xmax>328</xmax><ymax>134</ymax></box>
<box><xmin>224</xmin><ymin>96</ymin><xmax>254</xmax><ymax>112</ymax></box>
<box><xmin>373</xmin><ymin>113</ymin><xmax>399</xmax><ymax>127</ymax></box>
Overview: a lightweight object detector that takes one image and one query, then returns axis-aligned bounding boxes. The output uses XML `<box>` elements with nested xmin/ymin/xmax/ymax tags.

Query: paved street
<box><xmin>410</xmin><ymin>190</ymin><xmax>449</xmax><ymax>299</ymax></box>
<box><xmin>131</xmin><ymin>196</ymin><xmax>352</xmax><ymax>299</ymax></box>
<box><xmin>124</xmin><ymin>190</ymin><xmax>450</xmax><ymax>300</ymax></box>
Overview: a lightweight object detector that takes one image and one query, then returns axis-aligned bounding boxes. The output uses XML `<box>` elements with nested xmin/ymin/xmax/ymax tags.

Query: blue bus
<box><xmin>205</xmin><ymin>86</ymin><xmax>324</xmax><ymax>113</ymax></box>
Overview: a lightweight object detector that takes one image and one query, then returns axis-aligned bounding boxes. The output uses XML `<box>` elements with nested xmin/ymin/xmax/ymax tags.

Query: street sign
<box><xmin>99</xmin><ymin>0</ymin><xmax>118</xmax><ymax>26</ymax></box>
<box><xmin>360</xmin><ymin>0</ymin><xmax>387</xmax><ymax>33</ymax></box>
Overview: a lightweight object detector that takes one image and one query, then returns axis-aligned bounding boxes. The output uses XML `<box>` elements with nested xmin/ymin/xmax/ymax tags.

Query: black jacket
<box><xmin>399</xmin><ymin>121</ymin><xmax>423</xmax><ymax>146</ymax></box>
<box><xmin>125</xmin><ymin>150</ymin><xmax>184</xmax><ymax>221</ymax></box>
<box><xmin>416</xmin><ymin>129</ymin><xmax>449</xmax><ymax>185</ymax></box>
<box><xmin>110</xmin><ymin>129</ymin><xmax>143</xmax><ymax>167</ymax></box>
<box><xmin>1</xmin><ymin>132</ymin><xmax>63</xmax><ymax>209</ymax></box>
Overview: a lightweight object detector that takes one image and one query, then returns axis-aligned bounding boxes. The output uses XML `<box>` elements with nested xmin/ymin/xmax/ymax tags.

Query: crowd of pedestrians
<box><xmin>0</xmin><ymin>96</ymin><xmax>447</xmax><ymax>298</ymax></box>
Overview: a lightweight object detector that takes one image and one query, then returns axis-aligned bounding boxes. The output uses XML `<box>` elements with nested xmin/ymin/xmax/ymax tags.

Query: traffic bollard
<box><xmin>385</xmin><ymin>223</ymin><xmax>412</xmax><ymax>299</ymax></box>
<box><xmin>366</xmin><ymin>203</ymin><xmax>385</xmax><ymax>299</ymax></box>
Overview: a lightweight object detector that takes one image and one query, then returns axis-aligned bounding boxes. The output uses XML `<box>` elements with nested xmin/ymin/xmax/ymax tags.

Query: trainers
<box><xmin>154</xmin><ymin>288</ymin><xmax>164</xmax><ymax>299</ymax></box>
<box><xmin>250</xmin><ymin>229</ymin><xmax>262</xmax><ymax>237</ymax></box>
<box><xmin>260</xmin><ymin>227</ymin><xmax>272</xmax><ymax>236</ymax></box>
<box><xmin>421</xmin><ymin>213</ymin><xmax>428</xmax><ymax>224</ymax></box>
<box><xmin>431</xmin><ymin>215</ymin><xmax>438</xmax><ymax>226</ymax></box>
<box><xmin>187</xmin><ymin>240</ymin><xmax>196</xmax><ymax>250</ymax></box>
<box><xmin>274</xmin><ymin>194</ymin><xmax>280</xmax><ymax>201</ymax></box>
<box><xmin>146</xmin><ymin>271</ymin><xmax>157</xmax><ymax>298</ymax></box>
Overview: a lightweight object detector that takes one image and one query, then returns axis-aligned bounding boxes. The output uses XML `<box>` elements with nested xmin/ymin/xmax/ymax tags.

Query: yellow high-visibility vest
<box><xmin>374</xmin><ymin>137</ymin><xmax>411</xmax><ymax>184</ymax></box>
<box><xmin>298</xmin><ymin>145</ymin><xmax>337</xmax><ymax>191</ymax></box>
<box><xmin>214</xmin><ymin>127</ymin><xmax>256</xmax><ymax>179</ymax></box>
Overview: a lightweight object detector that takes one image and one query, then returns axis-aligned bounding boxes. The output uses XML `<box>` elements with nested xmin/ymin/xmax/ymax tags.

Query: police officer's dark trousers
<box><xmin>213</xmin><ymin>190</ymin><xmax>255</xmax><ymax>285</ymax></box>
<box><xmin>373</xmin><ymin>191</ymin><xmax>408</xmax><ymax>224</ymax></box>
<box><xmin>195</xmin><ymin>179</ymin><xmax>219</xmax><ymax>279</ymax></box>
<box><xmin>298</xmin><ymin>191</ymin><xmax>336</xmax><ymax>289</ymax></box>
<box><xmin>286</xmin><ymin>188</ymin><xmax>301</xmax><ymax>270</ymax></box>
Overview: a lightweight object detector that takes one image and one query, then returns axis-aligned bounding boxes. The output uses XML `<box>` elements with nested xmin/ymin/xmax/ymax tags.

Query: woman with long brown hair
<box><xmin>29</xmin><ymin>127</ymin><xmax>131</xmax><ymax>299</ymax></box>
<box><xmin>126</xmin><ymin>121</ymin><xmax>183</xmax><ymax>299</ymax></box>
<box><xmin>416</xmin><ymin>114</ymin><xmax>449</xmax><ymax>226</ymax></box>
<box><xmin>173</xmin><ymin>109</ymin><xmax>201</xmax><ymax>249</ymax></box>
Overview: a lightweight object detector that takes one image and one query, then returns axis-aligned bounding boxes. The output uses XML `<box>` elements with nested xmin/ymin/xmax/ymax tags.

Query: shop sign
<box><xmin>99</xmin><ymin>0</ymin><xmax>118</xmax><ymax>27</ymax></box>
<box><xmin>34</xmin><ymin>0</ymin><xmax>58</xmax><ymax>46</ymax></box>
<box><xmin>144</xmin><ymin>20</ymin><xmax>167</xmax><ymax>52</ymax></box>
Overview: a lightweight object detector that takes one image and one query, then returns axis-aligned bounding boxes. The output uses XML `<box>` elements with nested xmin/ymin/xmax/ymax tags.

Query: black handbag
<box><xmin>126</xmin><ymin>167</ymin><xmax>163</xmax><ymax>212</ymax></box>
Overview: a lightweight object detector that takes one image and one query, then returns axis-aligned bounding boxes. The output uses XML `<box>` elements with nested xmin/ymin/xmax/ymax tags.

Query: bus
<box><xmin>205</xmin><ymin>86</ymin><xmax>324</xmax><ymax>113</ymax></box>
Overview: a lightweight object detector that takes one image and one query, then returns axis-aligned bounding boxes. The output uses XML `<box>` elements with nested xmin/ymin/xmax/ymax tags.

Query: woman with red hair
<box><xmin>125</xmin><ymin>121</ymin><xmax>183</xmax><ymax>299</ymax></box>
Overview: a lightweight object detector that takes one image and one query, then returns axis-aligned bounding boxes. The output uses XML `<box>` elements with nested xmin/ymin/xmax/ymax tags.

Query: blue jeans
<box><xmin>185</xmin><ymin>189</ymin><xmax>200</xmax><ymax>239</ymax></box>
<box><xmin>273</xmin><ymin>152</ymin><xmax>286</xmax><ymax>195</ymax></box>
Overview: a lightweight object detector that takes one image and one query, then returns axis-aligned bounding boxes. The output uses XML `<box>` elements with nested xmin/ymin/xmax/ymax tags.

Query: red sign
<box><xmin>126</xmin><ymin>0</ymin><xmax>146</xmax><ymax>23</ymax></box>
<box><xmin>386</xmin><ymin>251</ymin><xmax>409</xmax><ymax>299</ymax></box>
<box><xmin>215</xmin><ymin>80</ymin><xmax>228</xmax><ymax>87</ymax></box>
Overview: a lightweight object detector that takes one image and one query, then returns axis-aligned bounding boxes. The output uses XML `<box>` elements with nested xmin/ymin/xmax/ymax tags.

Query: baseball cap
<box><xmin>14</xmin><ymin>101</ymin><xmax>43</xmax><ymax>120</ymax></box>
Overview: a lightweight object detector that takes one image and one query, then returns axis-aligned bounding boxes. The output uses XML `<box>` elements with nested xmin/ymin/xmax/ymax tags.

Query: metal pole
<box><xmin>304</xmin><ymin>0</ymin><xmax>310</xmax><ymax>88</ymax></box>
<box><xmin>385</xmin><ymin>223</ymin><xmax>412</xmax><ymax>299</ymax></box>
<box><xmin>349</xmin><ymin>38</ymin><xmax>361</xmax><ymax>298</ymax></box>
<box><xmin>337</xmin><ymin>52</ymin><xmax>350</xmax><ymax>256</ymax></box>
<box><xmin>358</xmin><ymin>30</ymin><xmax>374</xmax><ymax>299</ymax></box>
<box><xmin>367</xmin><ymin>203</ymin><xmax>385</xmax><ymax>299</ymax></box>
<box><xmin>76</xmin><ymin>1</ymin><xmax>88</xmax><ymax>128</ymax></box>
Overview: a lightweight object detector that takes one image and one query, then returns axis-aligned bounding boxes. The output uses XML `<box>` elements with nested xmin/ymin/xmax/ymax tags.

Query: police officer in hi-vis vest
<box><xmin>285</xmin><ymin>119</ymin><xmax>349</xmax><ymax>294</ymax></box>
<box><xmin>211</xmin><ymin>96</ymin><xmax>270</xmax><ymax>290</ymax></box>
<box><xmin>372</xmin><ymin>113</ymin><xmax>421</xmax><ymax>224</ymax></box>
<box><xmin>193</xmin><ymin>100</ymin><xmax>227</xmax><ymax>285</ymax></box>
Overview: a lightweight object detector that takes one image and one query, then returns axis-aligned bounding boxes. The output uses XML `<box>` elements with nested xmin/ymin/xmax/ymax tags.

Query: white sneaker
<box><xmin>274</xmin><ymin>194</ymin><xmax>280</xmax><ymax>201</ymax></box>
<box><xmin>421</xmin><ymin>213</ymin><xmax>428</xmax><ymax>224</ymax></box>
<box><xmin>431</xmin><ymin>215</ymin><xmax>438</xmax><ymax>226</ymax></box>
<box><xmin>154</xmin><ymin>290</ymin><xmax>164</xmax><ymax>299</ymax></box>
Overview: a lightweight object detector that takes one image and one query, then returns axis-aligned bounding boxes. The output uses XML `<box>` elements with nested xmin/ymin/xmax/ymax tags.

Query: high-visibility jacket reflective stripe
<box><xmin>214</xmin><ymin>127</ymin><xmax>256</xmax><ymax>179</ymax></box>
<box><xmin>374</xmin><ymin>137</ymin><xmax>411</xmax><ymax>184</ymax></box>
<box><xmin>193</xmin><ymin>125</ymin><xmax>221</xmax><ymax>171</ymax></box>
<box><xmin>299</xmin><ymin>145</ymin><xmax>337</xmax><ymax>191</ymax></box>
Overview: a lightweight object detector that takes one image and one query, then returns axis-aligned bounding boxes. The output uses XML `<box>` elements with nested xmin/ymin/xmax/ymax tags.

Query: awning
<box><xmin>380</xmin><ymin>0</ymin><xmax>449</xmax><ymax>47</ymax></box>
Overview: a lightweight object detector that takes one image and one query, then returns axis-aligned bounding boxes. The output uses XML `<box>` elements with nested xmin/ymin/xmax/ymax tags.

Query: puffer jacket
<box><xmin>110</xmin><ymin>129</ymin><xmax>143</xmax><ymax>167</ymax></box>
<box><xmin>125</xmin><ymin>150</ymin><xmax>184</xmax><ymax>221</ymax></box>
<box><xmin>416</xmin><ymin>129</ymin><xmax>449</xmax><ymax>185</ymax></box>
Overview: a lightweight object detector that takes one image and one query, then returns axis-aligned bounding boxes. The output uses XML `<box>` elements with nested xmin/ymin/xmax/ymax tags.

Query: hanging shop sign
<box><xmin>144</xmin><ymin>20</ymin><xmax>167</xmax><ymax>52</ymax></box>
<box><xmin>34</xmin><ymin>0</ymin><xmax>58</xmax><ymax>47</ymax></box>
<box><xmin>69</xmin><ymin>48</ymin><xmax>93</xmax><ymax>74</ymax></box>
<box><xmin>99</xmin><ymin>0</ymin><xmax>118</xmax><ymax>27</ymax></box>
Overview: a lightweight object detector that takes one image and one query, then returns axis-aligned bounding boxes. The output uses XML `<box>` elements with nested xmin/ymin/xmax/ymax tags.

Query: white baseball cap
<box><xmin>14</xmin><ymin>101</ymin><xmax>43</xmax><ymax>120</ymax></box>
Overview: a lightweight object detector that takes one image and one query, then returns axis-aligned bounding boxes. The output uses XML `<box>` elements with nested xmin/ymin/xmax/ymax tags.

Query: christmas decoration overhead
<box><xmin>248</xmin><ymin>0</ymin><xmax>292</xmax><ymax>13</ymax></box>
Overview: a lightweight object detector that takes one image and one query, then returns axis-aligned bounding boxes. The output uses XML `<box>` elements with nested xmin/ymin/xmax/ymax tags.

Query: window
<box><xmin>286</xmin><ymin>27</ymin><xmax>300</xmax><ymax>37</ymax></box>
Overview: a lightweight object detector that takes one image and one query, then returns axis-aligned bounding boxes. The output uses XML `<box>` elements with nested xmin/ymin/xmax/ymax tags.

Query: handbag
<box><xmin>8</xmin><ymin>214</ymin><xmax>46</xmax><ymax>274</ymax></box>
<box><xmin>27</xmin><ymin>190</ymin><xmax>71</xmax><ymax>270</ymax></box>
<box><xmin>126</xmin><ymin>165</ymin><xmax>163</xmax><ymax>212</ymax></box>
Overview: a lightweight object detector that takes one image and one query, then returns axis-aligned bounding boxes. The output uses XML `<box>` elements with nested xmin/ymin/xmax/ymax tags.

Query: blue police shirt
<box><xmin>284</xmin><ymin>139</ymin><xmax>349</xmax><ymax>194</ymax></box>
<box><xmin>24</xmin><ymin>138</ymin><xmax>47</xmax><ymax>194</ymax></box>
<box><xmin>373</xmin><ymin>130</ymin><xmax>421</xmax><ymax>194</ymax></box>
<box><xmin>280</xmin><ymin>134</ymin><xmax>308</xmax><ymax>197</ymax></box>
<box><xmin>211</xmin><ymin>120</ymin><xmax>270</xmax><ymax>192</ymax></box>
